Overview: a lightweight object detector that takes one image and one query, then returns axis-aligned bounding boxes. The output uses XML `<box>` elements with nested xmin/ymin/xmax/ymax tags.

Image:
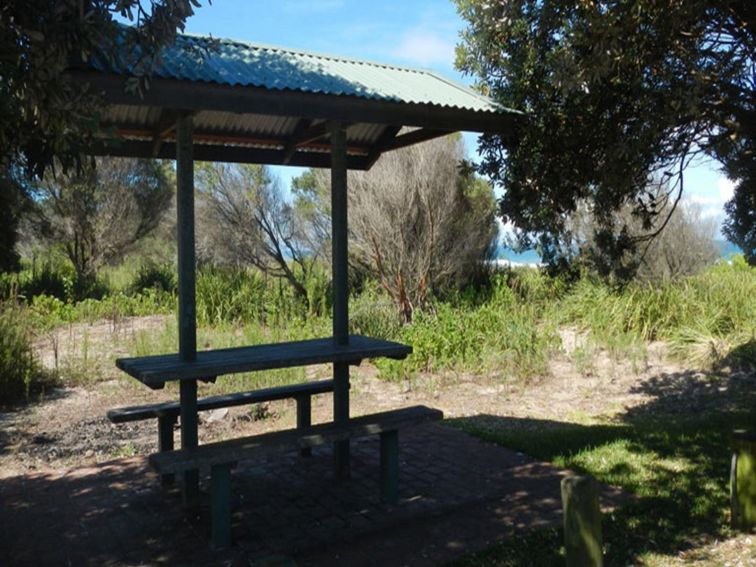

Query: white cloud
<box><xmin>685</xmin><ymin>175</ymin><xmax>736</xmax><ymax>218</ymax></box>
<box><xmin>718</xmin><ymin>176</ymin><xmax>735</xmax><ymax>202</ymax></box>
<box><xmin>390</xmin><ymin>29</ymin><xmax>456</xmax><ymax>67</ymax></box>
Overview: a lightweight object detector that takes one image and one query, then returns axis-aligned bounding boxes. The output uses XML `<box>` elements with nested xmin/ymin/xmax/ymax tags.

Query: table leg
<box><xmin>333</xmin><ymin>361</ymin><xmax>350</xmax><ymax>479</ymax></box>
<box><xmin>158</xmin><ymin>414</ymin><xmax>177</xmax><ymax>486</ymax></box>
<box><xmin>180</xmin><ymin>378</ymin><xmax>199</xmax><ymax>506</ymax></box>
<box><xmin>380</xmin><ymin>429</ymin><xmax>399</xmax><ymax>504</ymax></box>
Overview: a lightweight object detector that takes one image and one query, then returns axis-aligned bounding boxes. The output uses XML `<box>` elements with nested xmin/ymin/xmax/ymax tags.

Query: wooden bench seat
<box><xmin>107</xmin><ymin>379</ymin><xmax>336</xmax><ymax>483</ymax></box>
<box><xmin>150</xmin><ymin>405</ymin><xmax>443</xmax><ymax>548</ymax></box>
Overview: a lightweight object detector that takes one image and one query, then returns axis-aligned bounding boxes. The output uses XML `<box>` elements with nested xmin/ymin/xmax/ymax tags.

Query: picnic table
<box><xmin>111</xmin><ymin>334</ymin><xmax>447</xmax><ymax>548</ymax></box>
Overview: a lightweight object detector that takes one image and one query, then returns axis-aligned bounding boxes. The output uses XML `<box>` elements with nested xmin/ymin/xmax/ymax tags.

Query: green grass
<box><xmin>449</xmin><ymin>409</ymin><xmax>756</xmax><ymax>566</ymax></box>
<box><xmin>558</xmin><ymin>256</ymin><xmax>756</xmax><ymax>368</ymax></box>
<box><xmin>5</xmin><ymin>255</ymin><xmax>755</xmax><ymax>395</ymax></box>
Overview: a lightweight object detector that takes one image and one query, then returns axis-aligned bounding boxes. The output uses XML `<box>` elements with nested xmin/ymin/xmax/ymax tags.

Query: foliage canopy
<box><xmin>0</xmin><ymin>1</ymin><xmax>205</xmax><ymax>271</ymax></box>
<box><xmin>455</xmin><ymin>0</ymin><xmax>755</xmax><ymax>271</ymax></box>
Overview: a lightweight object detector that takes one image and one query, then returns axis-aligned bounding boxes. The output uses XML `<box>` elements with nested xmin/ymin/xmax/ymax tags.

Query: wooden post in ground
<box><xmin>561</xmin><ymin>475</ymin><xmax>603</xmax><ymax>567</ymax></box>
<box><xmin>330</xmin><ymin>121</ymin><xmax>350</xmax><ymax>479</ymax></box>
<box><xmin>176</xmin><ymin>112</ymin><xmax>200</xmax><ymax>506</ymax></box>
<box><xmin>731</xmin><ymin>430</ymin><xmax>756</xmax><ymax>531</ymax></box>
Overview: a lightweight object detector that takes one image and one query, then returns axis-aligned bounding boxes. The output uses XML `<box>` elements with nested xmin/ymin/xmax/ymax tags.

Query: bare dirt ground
<box><xmin>1</xmin><ymin>316</ymin><xmax>754</xmax><ymax>565</ymax></box>
<box><xmin>2</xmin><ymin>322</ymin><xmax>707</xmax><ymax>476</ymax></box>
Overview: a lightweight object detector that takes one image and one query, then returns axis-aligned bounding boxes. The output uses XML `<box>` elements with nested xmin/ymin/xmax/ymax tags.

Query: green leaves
<box><xmin>1</xmin><ymin>1</ymin><xmax>207</xmax><ymax>179</ymax></box>
<box><xmin>454</xmin><ymin>0</ymin><xmax>755</xmax><ymax>276</ymax></box>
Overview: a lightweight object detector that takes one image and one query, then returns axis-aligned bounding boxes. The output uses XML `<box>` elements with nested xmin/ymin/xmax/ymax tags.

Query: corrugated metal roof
<box><xmin>93</xmin><ymin>31</ymin><xmax>511</xmax><ymax>115</ymax></box>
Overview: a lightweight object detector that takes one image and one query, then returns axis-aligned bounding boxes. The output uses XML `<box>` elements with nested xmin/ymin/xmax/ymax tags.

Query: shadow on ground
<box><xmin>449</xmin><ymin>362</ymin><xmax>756</xmax><ymax>566</ymax></box>
<box><xmin>0</xmin><ymin>422</ymin><xmax>628</xmax><ymax>567</ymax></box>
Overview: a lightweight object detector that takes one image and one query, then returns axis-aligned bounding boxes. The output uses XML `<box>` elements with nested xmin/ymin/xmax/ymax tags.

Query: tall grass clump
<box><xmin>350</xmin><ymin>282</ymin><xmax>402</xmax><ymax>340</ymax></box>
<box><xmin>0</xmin><ymin>304</ymin><xmax>51</xmax><ymax>405</ymax></box>
<box><xmin>560</xmin><ymin>257</ymin><xmax>756</xmax><ymax>367</ymax></box>
<box><xmin>196</xmin><ymin>266</ymin><xmax>279</xmax><ymax>325</ymax></box>
<box><xmin>195</xmin><ymin>265</ymin><xmax>332</xmax><ymax>326</ymax></box>
<box><xmin>379</xmin><ymin>275</ymin><xmax>560</xmax><ymax>381</ymax></box>
<box><xmin>664</xmin><ymin>257</ymin><xmax>756</xmax><ymax>366</ymax></box>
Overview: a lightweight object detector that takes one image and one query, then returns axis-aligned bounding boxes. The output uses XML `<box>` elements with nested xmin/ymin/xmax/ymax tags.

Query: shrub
<box><xmin>21</xmin><ymin>260</ymin><xmax>71</xmax><ymax>302</ymax></box>
<box><xmin>378</xmin><ymin>277</ymin><xmax>560</xmax><ymax>381</ymax></box>
<box><xmin>130</xmin><ymin>263</ymin><xmax>177</xmax><ymax>295</ymax></box>
<box><xmin>350</xmin><ymin>283</ymin><xmax>402</xmax><ymax>340</ymax></box>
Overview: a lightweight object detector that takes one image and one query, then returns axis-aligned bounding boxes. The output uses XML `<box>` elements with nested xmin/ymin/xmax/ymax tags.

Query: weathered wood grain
<box><xmin>116</xmin><ymin>335</ymin><xmax>411</xmax><ymax>389</ymax></box>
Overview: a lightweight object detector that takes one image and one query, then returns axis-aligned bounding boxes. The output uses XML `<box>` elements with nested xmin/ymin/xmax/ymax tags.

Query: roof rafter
<box><xmin>365</xmin><ymin>126</ymin><xmax>402</xmax><ymax>168</ymax></box>
<box><xmin>385</xmin><ymin>128</ymin><xmax>453</xmax><ymax>152</ymax></box>
<box><xmin>114</xmin><ymin>127</ymin><xmax>371</xmax><ymax>156</ymax></box>
<box><xmin>90</xmin><ymin>139</ymin><xmax>372</xmax><ymax>169</ymax></box>
<box><xmin>150</xmin><ymin>109</ymin><xmax>184</xmax><ymax>156</ymax></box>
<box><xmin>281</xmin><ymin>118</ymin><xmax>314</xmax><ymax>165</ymax></box>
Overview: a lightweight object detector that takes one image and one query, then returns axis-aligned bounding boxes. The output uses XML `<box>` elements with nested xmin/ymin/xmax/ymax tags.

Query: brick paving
<box><xmin>0</xmin><ymin>423</ymin><xmax>626</xmax><ymax>566</ymax></box>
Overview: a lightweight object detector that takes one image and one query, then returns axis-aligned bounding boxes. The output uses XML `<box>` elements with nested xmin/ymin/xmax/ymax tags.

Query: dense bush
<box><xmin>0</xmin><ymin>257</ymin><xmax>111</xmax><ymax>303</ymax></box>
<box><xmin>195</xmin><ymin>265</ymin><xmax>331</xmax><ymax>326</ymax></box>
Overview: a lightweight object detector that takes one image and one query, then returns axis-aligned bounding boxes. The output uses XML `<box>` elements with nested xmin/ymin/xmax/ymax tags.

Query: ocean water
<box><xmin>715</xmin><ymin>240</ymin><xmax>743</xmax><ymax>258</ymax></box>
<box><xmin>495</xmin><ymin>248</ymin><xmax>542</xmax><ymax>265</ymax></box>
<box><xmin>497</xmin><ymin>240</ymin><xmax>744</xmax><ymax>264</ymax></box>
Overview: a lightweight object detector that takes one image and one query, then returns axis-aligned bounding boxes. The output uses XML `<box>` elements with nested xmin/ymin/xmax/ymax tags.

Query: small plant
<box><xmin>112</xmin><ymin>443</ymin><xmax>138</xmax><ymax>458</ymax></box>
<box><xmin>249</xmin><ymin>403</ymin><xmax>273</xmax><ymax>421</ymax></box>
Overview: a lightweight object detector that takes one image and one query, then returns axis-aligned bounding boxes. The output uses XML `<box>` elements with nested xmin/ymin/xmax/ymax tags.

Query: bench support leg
<box><xmin>210</xmin><ymin>463</ymin><xmax>233</xmax><ymax>549</ymax></box>
<box><xmin>333</xmin><ymin>362</ymin><xmax>351</xmax><ymax>479</ymax></box>
<box><xmin>380</xmin><ymin>429</ymin><xmax>399</xmax><ymax>505</ymax></box>
<box><xmin>157</xmin><ymin>415</ymin><xmax>177</xmax><ymax>486</ymax></box>
<box><xmin>296</xmin><ymin>395</ymin><xmax>312</xmax><ymax>457</ymax></box>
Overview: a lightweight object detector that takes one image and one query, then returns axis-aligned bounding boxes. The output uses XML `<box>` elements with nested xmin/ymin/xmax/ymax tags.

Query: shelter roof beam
<box><xmin>151</xmin><ymin>109</ymin><xmax>195</xmax><ymax>157</ymax></box>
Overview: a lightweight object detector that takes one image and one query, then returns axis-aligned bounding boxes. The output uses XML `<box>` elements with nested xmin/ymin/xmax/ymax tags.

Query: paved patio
<box><xmin>0</xmin><ymin>423</ymin><xmax>625</xmax><ymax>566</ymax></box>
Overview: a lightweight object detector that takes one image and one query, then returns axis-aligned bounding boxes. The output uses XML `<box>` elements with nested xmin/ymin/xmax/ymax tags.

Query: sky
<box><xmin>182</xmin><ymin>0</ymin><xmax>734</xmax><ymax>237</ymax></box>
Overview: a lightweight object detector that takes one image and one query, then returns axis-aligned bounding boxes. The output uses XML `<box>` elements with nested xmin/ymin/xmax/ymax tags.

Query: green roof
<box><xmin>93</xmin><ymin>32</ymin><xmax>514</xmax><ymax>115</ymax></box>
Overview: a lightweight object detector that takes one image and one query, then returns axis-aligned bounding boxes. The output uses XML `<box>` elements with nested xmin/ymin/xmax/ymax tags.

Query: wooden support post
<box><xmin>157</xmin><ymin>415</ymin><xmax>177</xmax><ymax>486</ymax></box>
<box><xmin>731</xmin><ymin>430</ymin><xmax>756</xmax><ymax>531</ymax></box>
<box><xmin>210</xmin><ymin>463</ymin><xmax>233</xmax><ymax>549</ymax></box>
<box><xmin>380</xmin><ymin>429</ymin><xmax>399</xmax><ymax>505</ymax></box>
<box><xmin>330</xmin><ymin>122</ymin><xmax>349</xmax><ymax>344</ymax></box>
<box><xmin>330</xmin><ymin>122</ymin><xmax>351</xmax><ymax>479</ymax></box>
<box><xmin>296</xmin><ymin>395</ymin><xmax>312</xmax><ymax>457</ymax></box>
<box><xmin>561</xmin><ymin>475</ymin><xmax>603</xmax><ymax>567</ymax></box>
<box><xmin>176</xmin><ymin>112</ymin><xmax>200</xmax><ymax>506</ymax></box>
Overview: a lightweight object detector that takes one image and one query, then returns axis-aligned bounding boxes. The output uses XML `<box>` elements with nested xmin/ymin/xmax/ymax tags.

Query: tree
<box><xmin>1</xmin><ymin>0</ymin><xmax>206</xmax><ymax>268</ymax></box>
<box><xmin>455</xmin><ymin>0</ymin><xmax>755</xmax><ymax>273</ymax></box>
<box><xmin>27</xmin><ymin>158</ymin><xmax>173</xmax><ymax>286</ymax></box>
<box><xmin>723</xmin><ymin>177</ymin><xmax>756</xmax><ymax>265</ymax></box>
<box><xmin>566</xmin><ymin>182</ymin><xmax>719</xmax><ymax>283</ymax></box>
<box><xmin>196</xmin><ymin>163</ymin><xmax>316</xmax><ymax>302</ymax></box>
<box><xmin>0</xmin><ymin>172</ymin><xmax>28</xmax><ymax>272</ymax></box>
<box><xmin>293</xmin><ymin>135</ymin><xmax>498</xmax><ymax>322</ymax></box>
